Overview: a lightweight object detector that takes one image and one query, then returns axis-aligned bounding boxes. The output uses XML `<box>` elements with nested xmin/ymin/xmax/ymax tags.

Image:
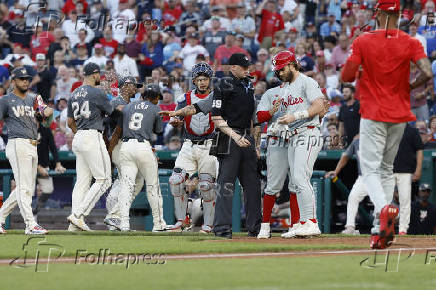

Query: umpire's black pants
<box><xmin>213</xmin><ymin>134</ymin><xmax>261</xmax><ymax>234</ymax></box>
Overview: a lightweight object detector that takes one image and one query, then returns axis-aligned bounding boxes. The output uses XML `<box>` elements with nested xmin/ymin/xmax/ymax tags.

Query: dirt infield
<box><xmin>227</xmin><ymin>235</ymin><xmax>436</xmax><ymax>249</ymax></box>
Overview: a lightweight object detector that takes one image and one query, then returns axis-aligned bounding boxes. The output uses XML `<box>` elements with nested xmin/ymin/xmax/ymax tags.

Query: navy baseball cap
<box><xmin>228</xmin><ymin>53</ymin><xmax>251</xmax><ymax>67</ymax></box>
<box><xmin>11</xmin><ymin>67</ymin><xmax>32</xmax><ymax>79</ymax></box>
<box><xmin>83</xmin><ymin>62</ymin><xmax>101</xmax><ymax>76</ymax></box>
<box><xmin>118</xmin><ymin>76</ymin><xmax>143</xmax><ymax>88</ymax></box>
<box><xmin>144</xmin><ymin>83</ymin><xmax>162</xmax><ymax>100</ymax></box>
<box><xmin>419</xmin><ymin>183</ymin><xmax>432</xmax><ymax>191</ymax></box>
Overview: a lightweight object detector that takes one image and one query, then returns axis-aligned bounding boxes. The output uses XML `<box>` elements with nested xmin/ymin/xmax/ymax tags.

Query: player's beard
<box><xmin>16</xmin><ymin>83</ymin><xmax>28</xmax><ymax>94</ymax></box>
<box><xmin>197</xmin><ymin>87</ymin><xmax>208</xmax><ymax>94</ymax></box>
<box><xmin>278</xmin><ymin>70</ymin><xmax>294</xmax><ymax>83</ymax></box>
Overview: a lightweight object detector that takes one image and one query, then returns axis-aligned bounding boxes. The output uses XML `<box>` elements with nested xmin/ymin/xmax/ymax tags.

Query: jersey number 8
<box><xmin>129</xmin><ymin>112</ymin><xmax>143</xmax><ymax>130</ymax></box>
<box><xmin>72</xmin><ymin>101</ymin><xmax>91</xmax><ymax>120</ymax></box>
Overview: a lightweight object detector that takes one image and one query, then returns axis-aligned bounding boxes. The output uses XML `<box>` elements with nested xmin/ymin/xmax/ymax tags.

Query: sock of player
<box><xmin>174</xmin><ymin>194</ymin><xmax>188</xmax><ymax>222</ymax></box>
<box><xmin>289</xmin><ymin>192</ymin><xmax>300</xmax><ymax>226</ymax></box>
<box><xmin>262</xmin><ymin>194</ymin><xmax>276</xmax><ymax>223</ymax></box>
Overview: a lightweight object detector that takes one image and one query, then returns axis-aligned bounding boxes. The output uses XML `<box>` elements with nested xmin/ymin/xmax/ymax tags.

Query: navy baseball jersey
<box><xmin>67</xmin><ymin>85</ymin><xmax>114</xmax><ymax>131</ymax></box>
<box><xmin>120</xmin><ymin>99</ymin><xmax>163</xmax><ymax>141</ymax></box>
<box><xmin>0</xmin><ymin>92</ymin><xmax>38</xmax><ymax>140</ymax></box>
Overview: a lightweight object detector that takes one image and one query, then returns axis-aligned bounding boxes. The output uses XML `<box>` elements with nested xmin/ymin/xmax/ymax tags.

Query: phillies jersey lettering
<box><xmin>67</xmin><ymin>85</ymin><xmax>114</xmax><ymax>131</ymax></box>
<box><xmin>120</xmin><ymin>99</ymin><xmax>162</xmax><ymax>141</ymax></box>
<box><xmin>281</xmin><ymin>74</ymin><xmax>323</xmax><ymax>131</ymax></box>
<box><xmin>0</xmin><ymin>92</ymin><xmax>38</xmax><ymax>140</ymax></box>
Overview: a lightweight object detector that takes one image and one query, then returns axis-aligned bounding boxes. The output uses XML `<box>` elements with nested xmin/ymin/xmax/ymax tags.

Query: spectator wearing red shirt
<box><xmin>62</xmin><ymin>0</ymin><xmax>88</xmax><ymax>15</ymax></box>
<box><xmin>100</xmin><ymin>28</ymin><xmax>118</xmax><ymax>59</ymax></box>
<box><xmin>30</xmin><ymin>23</ymin><xmax>54</xmax><ymax>59</ymax></box>
<box><xmin>341</xmin><ymin>0</ymin><xmax>431</xmax><ymax>250</ymax></box>
<box><xmin>163</xmin><ymin>0</ymin><xmax>183</xmax><ymax>27</ymax></box>
<box><xmin>159</xmin><ymin>87</ymin><xmax>176</xmax><ymax>122</ymax></box>
<box><xmin>256</xmin><ymin>0</ymin><xmax>284</xmax><ymax>49</ymax></box>
<box><xmin>214</xmin><ymin>32</ymin><xmax>250</xmax><ymax>72</ymax></box>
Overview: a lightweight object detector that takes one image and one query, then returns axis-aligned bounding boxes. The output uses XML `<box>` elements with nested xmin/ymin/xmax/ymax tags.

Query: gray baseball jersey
<box><xmin>280</xmin><ymin>73</ymin><xmax>323</xmax><ymax>131</ymax></box>
<box><xmin>256</xmin><ymin>86</ymin><xmax>289</xmax><ymax>137</ymax></box>
<box><xmin>67</xmin><ymin>85</ymin><xmax>114</xmax><ymax>131</ymax></box>
<box><xmin>344</xmin><ymin>138</ymin><xmax>361</xmax><ymax>176</ymax></box>
<box><xmin>194</xmin><ymin>92</ymin><xmax>213</xmax><ymax>114</ymax></box>
<box><xmin>108</xmin><ymin>96</ymin><xmax>128</xmax><ymax>131</ymax></box>
<box><xmin>0</xmin><ymin>92</ymin><xmax>38</xmax><ymax>139</ymax></box>
<box><xmin>120</xmin><ymin>99</ymin><xmax>163</xmax><ymax>141</ymax></box>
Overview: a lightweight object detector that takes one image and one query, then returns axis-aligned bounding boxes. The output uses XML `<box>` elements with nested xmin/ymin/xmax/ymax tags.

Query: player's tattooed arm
<box><xmin>67</xmin><ymin>117</ymin><xmax>77</xmax><ymax>134</ymax></box>
<box><xmin>410</xmin><ymin>58</ymin><xmax>433</xmax><ymax>90</ymax></box>
<box><xmin>159</xmin><ymin>105</ymin><xmax>197</xmax><ymax>117</ymax></box>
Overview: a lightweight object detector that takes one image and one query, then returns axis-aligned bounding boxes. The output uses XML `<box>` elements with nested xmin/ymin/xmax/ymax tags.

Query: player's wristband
<box><xmin>294</xmin><ymin>110</ymin><xmax>309</xmax><ymax>121</ymax></box>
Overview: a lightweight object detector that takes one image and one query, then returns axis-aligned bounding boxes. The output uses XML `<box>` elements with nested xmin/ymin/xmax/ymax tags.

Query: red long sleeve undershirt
<box><xmin>257</xmin><ymin>111</ymin><xmax>272</xmax><ymax>123</ymax></box>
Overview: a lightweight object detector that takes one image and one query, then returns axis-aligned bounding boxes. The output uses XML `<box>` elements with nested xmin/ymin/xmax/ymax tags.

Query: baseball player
<box><xmin>272</xmin><ymin>50</ymin><xmax>326</xmax><ymax>237</ymax></box>
<box><xmin>66</xmin><ymin>62</ymin><xmax>123</xmax><ymax>231</ymax></box>
<box><xmin>325</xmin><ymin>135</ymin><xmax>366</xmax><ymax>235</ymax></box>
<box><xmin>164</xmin><ymin>62</ymin><xmax>218</xmax><ymax>234</ymax></box>
<box><xmin>104</xmin><ymin>76</ymin><xmax>144</xmax><ymax>231</ymax></box>
<box><xmin>0</xmin><ymin>67</ymin><xmax>53</xmax><ymax>235</ymax></box>
<box><xmin>341</xmin><ymin>0</ymin><xmax>432</xmax><ymax>248</ymax></box>
<box><xmin>256</xmin><ymin>51</ymin><xmax>329</xmax><ymax>238</ymax></box>
<box><xmin>108</xmin><ymin>84</ymin><xmax>167</xmax><ymax>232</ymax></box>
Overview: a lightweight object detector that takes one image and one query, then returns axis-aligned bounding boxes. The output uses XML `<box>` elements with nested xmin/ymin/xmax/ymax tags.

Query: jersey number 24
<box><xmin>72</xmin><ymin>101</ymin><xmax>91</xmax><ymax>120</ymax></box>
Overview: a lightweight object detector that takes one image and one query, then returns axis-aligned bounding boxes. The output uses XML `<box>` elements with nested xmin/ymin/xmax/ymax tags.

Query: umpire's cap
<box><xmin>83</xmin><ymin>62</ymin><xmax>101</xmax><ymax>76</ymax></box>
<box><xmin>11</xmin><ymin>67</ymin><xmax>32</xmax><ymax>79</ymax></box>
<box><xmin>118</xmin><ymin>76</ymin><xmax>143</xmax><ymax>88</ymax></box>
<box><xmin>228</xmin><ymin>53</ymin><xmax>251</xmax><ymax>67</ymax></box>
<box><xmin>419</xmin><ymin>183</ymin><xmax>432</xmax><ymax>191</ymax></box>
<box><xmin>143</xmin><ymin>83</ymin><xmax>162</xmax><ymax>100</ymax></box>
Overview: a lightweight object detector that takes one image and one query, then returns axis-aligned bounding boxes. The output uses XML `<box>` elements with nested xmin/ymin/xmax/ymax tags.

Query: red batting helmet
<box><xmin>271</xmin><ymin>51</ymin><xmax>296</xmax><ymax>71</ymax></box>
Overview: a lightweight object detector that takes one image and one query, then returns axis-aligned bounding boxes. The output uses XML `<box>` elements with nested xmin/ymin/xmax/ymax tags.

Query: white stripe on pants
<box><xmin>71</xmin><ymin>130</ymin><xmax>112</xmax><ymax>217</ymax></box>
<box><xmin>394</xmin><ymin>173</ymin><xmax>412</xmax><ymax>233</ymax></box>
<box><xmin>359</xmin><ymin>118</ymin><xmax>406</xmax><ymax>224</ymax></box>
<box><xmin>345</xmin><ymin>176</ymin><xmax>368</xmax><ymax>227</ymax></box>
<box><xmin>0</xmin><ymin>139</ymin><xmax>37</xmax><ymax>229</ymax></box>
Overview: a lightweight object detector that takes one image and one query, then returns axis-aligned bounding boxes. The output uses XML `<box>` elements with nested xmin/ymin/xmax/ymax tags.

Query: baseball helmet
<box><xmin>143</xmin><ymin>83</ymin><xmax>162</xmax><ymax>100</ymax></box>
<box><xmin>271</xmin><ymin>50</ymin><xmax>296</xmax><ymax>71</ymax></box>
<box><xmin>191</xmin><ymin>62</ymin><xmax>213</xmax><ymax>80</ymax></box>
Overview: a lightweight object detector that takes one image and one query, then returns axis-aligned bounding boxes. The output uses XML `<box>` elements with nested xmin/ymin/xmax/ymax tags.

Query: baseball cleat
<box><xmin>257</xmin><ymin>223</ymin><xmax>271</xmax><ymax>239</ymax></box>
<box><xmin>181</xmin><ymin>216</ymin><xmax>193</xmax><ymax>231</ymax></box>
<box><xmin>25</xmin><ymin>225</ymin><xmax>48</xmax><ymax>235</ymax></box>
<box><xmin>281</xmin><ymin>223</ymin><xmax>301</xmax><ymax>238</ymax></box>
<box><xmin>67</xmin><ymin>223</ymin><xmax>81</xmax><ymax>232</ymax></box>
<box><xmin>294</xmin><ymin>220</ymin><xmax>321</xmax><ymax>237</ymax></box>
<box><xmin>0</xmin><ymin>224</ymin><xmax>7</xmax><ymax>234</ymax></box>
<box><xmin>67</xmin><ymin>214</ymin><xmax>92</xmax><ymax>231</ymax></box>
<box><xmin>399</xmin><ymin>231</ymin><xmax>407</xmax><ymax>236</ymax></box>
<box><xmin>104</xmin><ymin>218</ymin><xmax>121</xmax><ymax>231</ymax></box>
<box><xmin>370</xmin><ymin>205</ymin><xmax>399</xmax><ymax>249</ymax></box>
<box><xmin>152</xmin><ymin>223</ymin><xmax>169</xmax><ymax>232</ymax></box>
<box><xmin>341</xmin><ymin>226</ymin><xmax>360</xmax><ymax>235</ymax></box>
<box><xmin>199</xmin><ymin>225</ymin><xmax>213</xmax><ymax>234</ymax></box>
<box><xmin>166</xmin><ymin>221</ymin><xmax>183</xmax><ymax>232</ymax></box>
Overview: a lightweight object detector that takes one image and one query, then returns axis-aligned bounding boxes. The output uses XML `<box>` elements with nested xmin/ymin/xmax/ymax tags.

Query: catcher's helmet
<box><xmin>271</xmin><ymin>50</ymin><xmax>296</xmax><ymax>71</ymax></box>
<box><xmin>191</xmin><ymin>62</ymin><xmax>213</xmax><ymax>80</ymax></box>
<box><xmin>143</xmin><ymin>83</ymin><xmax>162</xmax><ymax>100</ymax></box>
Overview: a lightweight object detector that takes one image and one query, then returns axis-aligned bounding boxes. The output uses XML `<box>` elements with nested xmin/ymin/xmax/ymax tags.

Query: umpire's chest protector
<box><xmin>184</xmin><ymin>91</ymin><xmax>215</xmax><ymax>136</ymax></box>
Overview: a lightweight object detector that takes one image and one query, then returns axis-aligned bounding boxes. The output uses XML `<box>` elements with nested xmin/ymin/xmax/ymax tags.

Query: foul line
<box><xmin>1</xmin><ymin>247</ymin><xmax>434</xmax><ymax>265</ymax></box>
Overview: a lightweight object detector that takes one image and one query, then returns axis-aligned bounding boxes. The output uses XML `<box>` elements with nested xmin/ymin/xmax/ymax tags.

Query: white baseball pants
<box><xmin>394</xmin><ymin>173</ymin><xmax>412</xmax><ymax>233</ymax></box>
<box><xmin>345</xmin><ymin>176</ymin><xmax>368</xmax><ymax>228</ymax></box>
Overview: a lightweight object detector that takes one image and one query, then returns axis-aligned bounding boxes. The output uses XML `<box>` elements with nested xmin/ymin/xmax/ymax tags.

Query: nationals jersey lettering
<box><xmin>281</xmin><ymin>74</ymin><xmax>323</xmax><ymax>131</ymax></box>
<box><xmin>0</xmin><ymin>92</ymin><xmax>38</xmax><ymax>139</ymax></box>
<box><xmin>176</xmin><ymin>90</ymin><xmax>215</xmax><ymax>141</ymax></box>
<box><xmin>120</xmin><ymin>99</ymin><xmax>163</xmax><ymax>141</ymax></box>
<box><xmin>67</xmin><ymin>85</ymin><xmax>114</xmax><ymax>131</ymax></box>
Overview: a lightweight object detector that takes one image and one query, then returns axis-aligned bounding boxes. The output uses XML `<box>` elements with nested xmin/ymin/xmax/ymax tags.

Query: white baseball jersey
<box><xmin>278</xmin><ymin>73</ymin><xmax>324</xmax><ymax>131</ymax></box>
<box><xmin>256</xmin><ymin>86</ymin><xmax>289</xmax><ymax>137</ymax></box>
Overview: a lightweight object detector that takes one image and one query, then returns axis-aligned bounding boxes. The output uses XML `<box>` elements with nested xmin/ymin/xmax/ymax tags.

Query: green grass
<box><xmin>1</xmin><ymin>254</ymin><xmax>435</xmax><ymax>290</ymax></box>
<box><xmin>0</xmin><ymin>231</ymin><xmax>363</xmax><ymax>259</ymax></box>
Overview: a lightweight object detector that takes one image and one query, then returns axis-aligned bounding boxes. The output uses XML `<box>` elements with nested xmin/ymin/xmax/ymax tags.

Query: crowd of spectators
<box><xmin>1</xmin><ymin>0</ymin><xmax>436</xmax><ymax>151</ymax></box>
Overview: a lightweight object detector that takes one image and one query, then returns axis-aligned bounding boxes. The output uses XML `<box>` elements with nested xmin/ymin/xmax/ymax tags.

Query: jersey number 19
<box><xmin>72</xmin><ymin>101</ymin><xmax>91</xmax><ymax>120</ymax></box>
